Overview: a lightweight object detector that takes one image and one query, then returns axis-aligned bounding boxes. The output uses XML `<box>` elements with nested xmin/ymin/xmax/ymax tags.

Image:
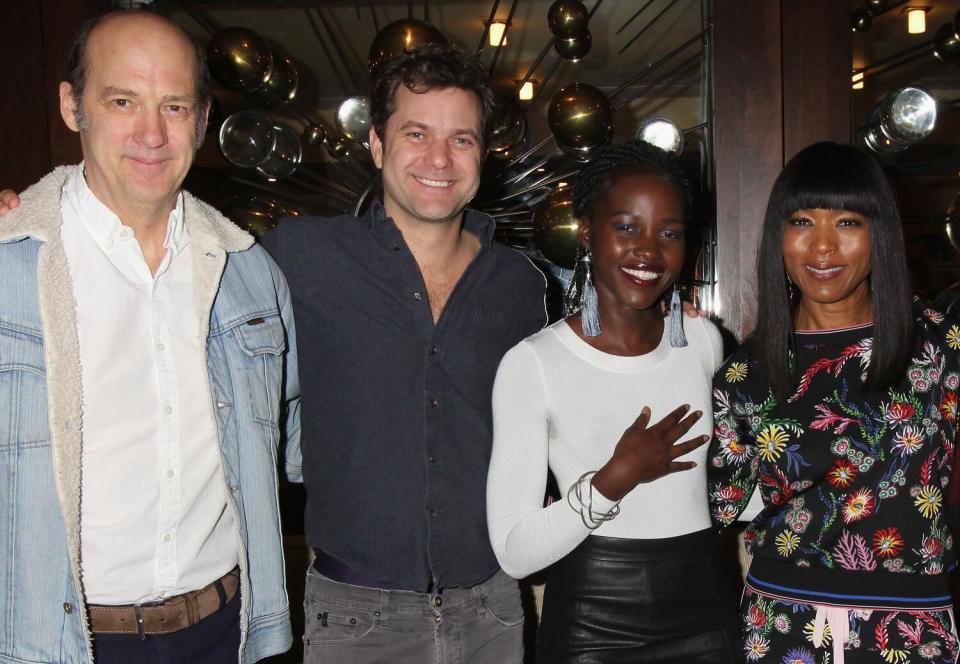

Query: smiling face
<box><xmin>369</xmin><ymin>85</ymin><xmax>484</xmax><ymax>230</ymax></box>
<box><xmin>782</xmin><ymin>208</ymin><xmax>873</xmax><ymax>321</ymax></box>
<box><xmin>579</xmin><ymin>172</ymin><xmax>686</xmax><ymax>315</ymax></box>
<box><xmin>59</xmin><ymin>14</ymin><xmax>205</xmax><ymax>219</ymax></box>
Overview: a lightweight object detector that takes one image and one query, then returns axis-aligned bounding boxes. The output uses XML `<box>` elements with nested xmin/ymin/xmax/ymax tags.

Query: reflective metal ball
<box><xmin>303</xmin><ymin>123</ymin><xmax>328</xmax><ymax>146</ymax></box>
<box><xmin>934</xmin><ymin>23</ymin><xmax>960</xmax><ymax>63</ymax></box>
<box><xmin>635</xmin><ymin>116</ymin><xmax>684</xmax><ymax>155</ymax></box>
<box><xmin>218</xmin><ymin>110</ymin><xmax>275</xmax><ymax>167</ymax></box>
<box><xmin>223</xmin><ymin>195</ymin><xmax>286</xmax><ymax>237</ymax></box>
<box><xmin>554</xmin><ymin>30</ymin><xmax>592</xmax><ymax>61</ymax></box>
<box><xmin>257</xmin><ymin>124</ymin><xmax>302</xmax><ymax>180</ymax></box>
<box><xmin>247</xmin><ymin>52</ymin><xmax>299</xmax><ymax>107</ymax></box>
<box><xmin>852</xmin><ymin>10</ymin><xmax>872</xmax><ymax>33</ymax></box>
<box><xmin>336</xmin><ymin>96</ymin><xmax>373</xmax><ymax>142</ymax></box>
<box><xmin>368</xmin><ymin>19</ymin><xmax>448</xmax><ymax>74</ymax></box>
<box><xmin>533</xmin><ymin>184</ymin><xmax>580</xmax><ymax>269</ymax></box>
<box><xmin>207</xmin><ymin>27</ymin><xmax>274</xmax><ymax>93</ymax></box>
<box><xmin>548</xmin><ymin>82</ymin><xmax>613</xmax><ymax>154</ymax></box>
<box><xmin>547</xmin><ymin>0</ymin><xmax>589</xmax><ymax>39</ymax></box>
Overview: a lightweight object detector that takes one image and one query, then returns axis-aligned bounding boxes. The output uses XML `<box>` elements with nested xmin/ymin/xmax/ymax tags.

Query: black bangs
<box><xmin>751</xmin><ymin>141</ymin><xmax>914</xmax><ymax>400</ymax></box>
<box><xmin>772</xmin><ymin>143</ymin><xmax>884</xmax><ymax>221</ymax></box>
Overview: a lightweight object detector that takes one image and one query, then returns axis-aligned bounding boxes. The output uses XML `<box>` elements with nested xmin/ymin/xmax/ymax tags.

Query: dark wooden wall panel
<box><xmin>711</xmin><ymin>0</ymin><xmax>851</xmax><ymax>341</ymax></box>
<box><xmin>780</xmin><ymin>1</ymin><xmax>852</xmax><ymax>160</ymax></box>
<box><xmin>712</xmin><ymin>0</ymin><xmax>785</xmax><ymax>340</ymax></box>
<box><xmin>2</xmin><ymin>0</ymin><xmax>53</xmax><ymax>193</ymax></box>
<box><xmin>1</xmin><ymin>0</ymin><xmax>108</xmax><ymax>192</ymax></box>
<box><xmin>41</xmin><ymin>0</ymin><xmax>110</xmax><ymax>169</ymax></box>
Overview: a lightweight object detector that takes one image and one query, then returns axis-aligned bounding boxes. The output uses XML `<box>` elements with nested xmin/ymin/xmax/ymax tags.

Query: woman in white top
<box><xmin>486</xmin><ymin>140</ymin><xmax>741</xmax><ymax>663</ymax></box>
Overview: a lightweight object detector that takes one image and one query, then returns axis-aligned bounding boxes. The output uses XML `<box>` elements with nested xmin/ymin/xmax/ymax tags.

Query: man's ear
<box><xmin>59</xmin><ymin>82</ymin><xmax>80</xmax><ymax>132</ymax></box>
<box><xmin>199</xmin><ymin>100</ymin><xmax>211</xmax><ymax>136</ymax></box>
<box><xmin>369</xmin><ymin>126</ymin><xmax>383</xmax><ymax>170</ymax></box>
<box><xmin>577</xmin><ymin>217</ymin><xmax>591</xmax><ymax>252</ymax></box>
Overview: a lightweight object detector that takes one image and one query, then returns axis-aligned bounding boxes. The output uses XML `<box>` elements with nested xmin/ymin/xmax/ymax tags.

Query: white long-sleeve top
<box><xmin>486</xmin><ymin>316</ymin><xmax>723</xmax><ymax>579</ymax></box>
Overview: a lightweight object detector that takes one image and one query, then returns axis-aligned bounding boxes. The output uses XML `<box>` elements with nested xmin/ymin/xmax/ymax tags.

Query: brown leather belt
<box><xmin>88</xmin><ymin>567</ymin><xmax>239</xmax><ymax>638</ymax></box>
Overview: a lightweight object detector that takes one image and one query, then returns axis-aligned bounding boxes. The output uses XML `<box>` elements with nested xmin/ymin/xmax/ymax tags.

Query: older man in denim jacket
<box><xmin>0</xmin><ymin>11</ymin><xmax>299</xmax><ymax>664</ymax></box>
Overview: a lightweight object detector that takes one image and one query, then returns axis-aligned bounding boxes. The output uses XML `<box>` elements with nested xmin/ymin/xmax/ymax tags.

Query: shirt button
<box><xmin>163</xmin><ymin>532</ymin><xmax>172</xmax><ymax>542</ymax></box>
<box><xmin>165</xmin><ymin>406</ymin><xmax>173</xmax><ymax>415</ymax></box>
<box><xmin>166</xmin><ymin>469</ymin><xmax>175</xmax><ymax>479</ymax></box>
<box><xmin>216</xmin><ymin>401</ymin><xmax>227</xmax><ymax>409</ymax></box>
<box><xmin>428</xmin><ymin>455</ymin><xmax>437</xmax><ymax>463</ymax></box>
<box><xmin>157</xmin><ymin>342</ymin><xmax>165</xmax><ymax>352</ymax></box>
<box><xmin>433</xmin><ymin>596</ymin><xmax>442</xmax><ymax>607</ymax></box>
<box><xmin>63</xmin><ymin>602</ymin><xmax>74</xmax><ymax>614</ymax></box>
<box><xmin>414</xmin><ymin>292</ymin><xmax>423</xmax><ymax>300</ymax></box>
<box><xmin>430</xmin><ymin>399</ymin><xmax>438</xmax><ymax>408</ymax></box>
<box><xmin>392</xmin><ymin>243</ymin><xmax>401</xmax><ymax>252</ymax></box>
<box><xmin>431</xmin><ymin>346</ymin><xmax>439</xmax><ymax>355</ymax></box>
<box><xmin>429</xmin><ymin>509</ymin><xmax>437</xmax><ymax>518</ymax></box>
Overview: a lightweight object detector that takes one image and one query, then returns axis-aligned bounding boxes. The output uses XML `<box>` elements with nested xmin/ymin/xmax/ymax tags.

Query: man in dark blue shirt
<box><xmin>260</xmin><ymin>43</ymin><xmax>546</xmax><ymax>664</ymax></box>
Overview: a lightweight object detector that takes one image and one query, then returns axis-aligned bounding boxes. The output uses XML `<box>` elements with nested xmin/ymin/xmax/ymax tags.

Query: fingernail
<box><xmin>694</xmin><ymin>410</ymin><xmax>703</xmax><ymax>417</ymax></box>
<box><xmin>701</xmin><ymin>434</ymin><xmax>709</xmax><ymax>441</ymax></box>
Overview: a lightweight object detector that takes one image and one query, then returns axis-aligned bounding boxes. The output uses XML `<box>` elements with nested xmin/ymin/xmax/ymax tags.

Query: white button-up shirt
<box><xmin>60</xmin><ymin>166</ymin><xmax>238</xmax><ymax>605</ymax></box>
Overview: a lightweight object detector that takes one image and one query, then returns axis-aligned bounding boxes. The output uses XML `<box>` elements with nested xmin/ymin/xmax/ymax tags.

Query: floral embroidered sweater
<box><xmin>708</xmin><ymin>308</ymin><xmax>960</xmax><ymax>609</ymax></box>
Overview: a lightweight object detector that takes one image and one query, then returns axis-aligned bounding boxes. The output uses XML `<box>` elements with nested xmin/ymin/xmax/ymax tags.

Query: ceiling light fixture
<box><xmin>488</xmin><ymin>20</ymin><xmax>509</xmax><ymax>47</ymax></box>
<box><xmin>905</xmin><ymin>7</ymin><xmax>929</xmax><ymax>34</ymax></box>
<box><xmin>518</xmin><ymin>80</ymin><xmax>536</xmax><ymax>101</ymax></box>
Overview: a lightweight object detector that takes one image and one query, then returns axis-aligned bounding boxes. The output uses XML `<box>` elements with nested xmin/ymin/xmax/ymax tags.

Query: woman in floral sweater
<box><xmin>708</xmin><ymin>142</ymin><xmax>960</xmax><ymax>664</ymax></box>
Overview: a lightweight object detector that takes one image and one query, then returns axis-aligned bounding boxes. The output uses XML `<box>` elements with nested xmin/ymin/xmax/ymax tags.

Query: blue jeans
<box><xmin>302</xmin><ymin>568</ymin><xmax>524</xmax><ymax>664</ymax></box>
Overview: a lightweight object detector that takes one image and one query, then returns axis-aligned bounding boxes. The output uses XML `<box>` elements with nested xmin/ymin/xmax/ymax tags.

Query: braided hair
<box><xmin>564</xmin><ymin>139</ymin><xmax>693</xmax><ymax>316</ymax></box>
<box><xmin>572</xmin><ymin>139</ymin><xmax>692</xmax><ymax>221</ymax></box>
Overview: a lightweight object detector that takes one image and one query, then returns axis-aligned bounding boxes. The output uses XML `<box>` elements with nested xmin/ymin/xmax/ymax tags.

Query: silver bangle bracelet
<box><xmin>566</xmin><ymin>470</ymin><xmax>621</xmax><ymax>530</ymax></box>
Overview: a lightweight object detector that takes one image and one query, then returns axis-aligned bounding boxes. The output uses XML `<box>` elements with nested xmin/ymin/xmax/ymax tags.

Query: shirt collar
<box><xmin>364</xmin><ymin>197</ymin><xmax>496</xmax><ymax>249</ymax></box>
<box><xmin>64</xmin><ymin>163</ymin><xmax>187</xmax><ymax>257</ymax></box>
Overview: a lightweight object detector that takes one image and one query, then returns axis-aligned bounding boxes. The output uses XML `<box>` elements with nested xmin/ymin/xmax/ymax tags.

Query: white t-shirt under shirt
<box><xmin>486</xmin><ymin>316</ymin><xmax>723</xmax><ymax>580</ymax></box>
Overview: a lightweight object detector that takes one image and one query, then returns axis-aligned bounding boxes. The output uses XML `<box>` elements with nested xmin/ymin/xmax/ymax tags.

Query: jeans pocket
<box><xmin>481</xmin><ymin>582</ymin><xmax>524</xmax><ymax>628</ymax></box>
<box><xmin>303</xmin><ymin>596</ymin><xmax>379</xmax><ymax>647</ymax></box>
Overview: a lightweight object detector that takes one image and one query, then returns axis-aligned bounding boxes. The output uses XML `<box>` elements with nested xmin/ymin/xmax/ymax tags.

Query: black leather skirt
<box><xmin>536</xmin><ymin>528</ymin><xmax>743</xmax><ymax>664</ymax></box>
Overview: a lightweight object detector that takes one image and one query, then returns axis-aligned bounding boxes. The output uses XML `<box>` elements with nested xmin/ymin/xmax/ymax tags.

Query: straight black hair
<box><xmin>750</xmin><ymin>141</ymin><xmax>914</xmax><ymax>399</ymax></box>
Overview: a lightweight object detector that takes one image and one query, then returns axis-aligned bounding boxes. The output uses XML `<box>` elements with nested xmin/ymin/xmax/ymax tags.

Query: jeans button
<box><xmin>63</xmin><ymin>602</ymin><xmax>73</xmax><ymax>614</ymax></box>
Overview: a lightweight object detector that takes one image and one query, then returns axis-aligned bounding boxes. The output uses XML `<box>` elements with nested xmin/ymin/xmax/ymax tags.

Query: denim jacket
<box><xmin>0</xmin><ymin>167</ymin><xmax>301</xmax><ymax>664</ymax></box>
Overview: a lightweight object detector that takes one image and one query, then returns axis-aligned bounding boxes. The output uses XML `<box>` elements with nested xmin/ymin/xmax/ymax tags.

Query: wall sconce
<box><xmin>852</xmin><ymin>71</ymin><xmax>865</xmax><ymax>90</ymax></box>
<box><xmin>860</xmin><ymin>85</ymin><xmax>937</xmax><ymax>154</ymax></box>
<box><xmin>517</xmin><ymin>80</ymin><xmax>536</xmax><ymax>101</ymax></box>
<box><xmin>905</xmin><ymin>7</ymin><xmax>929</xmax><ymax>34</ymax></box>
<box><xmin>488</xmin><ymin>20</ymin><xmax>509</xmax><ymax>47</ymax></box>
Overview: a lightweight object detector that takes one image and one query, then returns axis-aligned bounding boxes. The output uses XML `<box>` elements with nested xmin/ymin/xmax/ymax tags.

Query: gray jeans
<box><xmin>302</xmin><ymin>567</ymin><xmax>524</xmax><ymax>664</ymax></box>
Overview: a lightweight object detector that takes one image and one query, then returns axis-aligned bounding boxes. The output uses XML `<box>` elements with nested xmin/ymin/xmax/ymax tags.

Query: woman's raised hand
<box><xmin>592</xmin><ymin>405</ymin><xmax>708</xmax><ymax>502</ymax></box>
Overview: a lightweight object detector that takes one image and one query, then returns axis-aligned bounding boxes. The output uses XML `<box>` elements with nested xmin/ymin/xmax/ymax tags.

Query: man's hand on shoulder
<box><xmin>0</xmin><ymin>190</ymin><xmax>20</xmax><ymax>215</ymax></box>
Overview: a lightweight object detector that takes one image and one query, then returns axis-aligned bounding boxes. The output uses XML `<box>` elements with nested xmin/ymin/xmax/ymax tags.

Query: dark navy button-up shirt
<box><xmin>261</xmin><ymin>199</ymin><xmax>546</xmax><ymax>590</ymax></box>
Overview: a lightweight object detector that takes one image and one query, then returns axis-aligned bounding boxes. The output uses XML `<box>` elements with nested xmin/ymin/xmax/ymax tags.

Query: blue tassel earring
<box><xmin>669</xmin><ymin>287</ymin><xmax>688</xmax><ymax>348</ymax></box>
<box><xmin>579</xmin><ymin>252</ymin><xmax>601</xmax><ymax>337</ymax></box>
